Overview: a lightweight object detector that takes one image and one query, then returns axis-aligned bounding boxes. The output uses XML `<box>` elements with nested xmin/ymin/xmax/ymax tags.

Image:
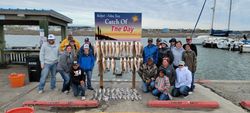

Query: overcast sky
<box><xmin>0</xmin><ymin>0</ymin><xmax>249</xmax><ymax>30</ymax></box>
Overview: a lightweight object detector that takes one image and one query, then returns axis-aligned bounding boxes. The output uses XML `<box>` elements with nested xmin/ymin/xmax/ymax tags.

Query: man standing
<box><xmin>156</xmin><ymin>38</ymin><xmax>162</xmax><ymax>48</ymax></box>
<box><xmin>183</xmin><ymin>36</ymin><xmax>197</xmax><ymax>56</ymax></box>
<box><xmin>78</xmin><ymin>38</ymin><xmax>95</xmax><ymax>58</ymax></box>
<box><xmin>78</xmin><ymin>44</ymin><xmax>95</xmax><ymax>90</ymax></box>
<box><xmin>143</xmin><ymin>38</ymin><xmax>158</xmax><ymax>64</ymax></box>
<box><xmin>38</xmin><ymin>34</ymin><xmax>59</xmax><ymax>93</ymax></box>
<box><xmin>60</xmin><ymin>34</ymin><xmax>81</xmax><ymax>52</ymax></box>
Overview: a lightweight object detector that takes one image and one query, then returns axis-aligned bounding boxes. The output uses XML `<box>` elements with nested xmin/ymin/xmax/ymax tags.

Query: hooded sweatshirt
<box><xmin>175</xmin><ymin>67</ymin><xmax>192</xmax><ymax>88</ymax></box>
<box><xmin>171</xmin><ymin>47</ymin><xmax>185</xmax><ymax>67</ymax></box>
<box><xmin>39</xmin><ymin>42</ymin><xmax>59</xmax><ymax>65</ymax></box>
<box><xmin>57</xmin><ymin>51</ymin><xmax>74</xmax><ymax>73</ymax></box>
<box><xmin>155</xmin><ymin>76</ymin><xmax>170</xmax><ymax>95</ymax></box>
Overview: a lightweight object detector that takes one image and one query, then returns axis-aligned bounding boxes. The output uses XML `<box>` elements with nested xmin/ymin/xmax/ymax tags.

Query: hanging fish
<box><xmin>120</xmin><ymin>57</ymin><xmax>123</xmax><ymax>73</ymax></box>
<box><xmin>115</xmin><ymin>42</ymin><xmax>120</xmax><ymax>57</ymax></box>
<box><xmin>100</xmin><ymin>41</ymin><xmax>105</xmax><ymax>57</ymax></box>
<box><xmin>138</xmin><ymin>42</ymin><xmax>143</xmax><ymax>57</ymax></box>
<box><xmin>119</xmin><ymin>42</ymin><xmax>123</xmax><ymax>57</ymax></box>
<box><xmin>134</xmin><ymin>42</ymin><xmax>138</xmax><ymax>56</ymax></box>
<box><xmin>105</xmin><ymin>41</ymin><xmax>109</xmax><ymax>57</ymax></box>
<box><xmin>126</xmin><ymin>57</ymin><xmax>130</xmax><ymax>72</ymax></box>
<box><xmin>130</xmin><ymin>58</ymin><xmax>134</xmax><ymax>72</ymax></box>
<box><xmin>106</xmin><ymin>58</ymin><xmax>111</xmax><ymax>71</ymax></box>
<box><xmin>102</xmin><ymin>57</ymin><xmax>106</xmax><ymax>72</ymax></box>
<box><xmin>129</xmin><ymin>41</ymin><xmax>134</xmax><ymax>57</ymax></box>
<box><xmin>111</xmin><ymin>42</ymin><xmax>115</xmax><ymax>57</ymax></box>
<box><xmin>108</xmin><ymin>41</ymin><xmax>112</xmax><ymax>57</ymax></box>
<box><xmin>123</xmin><ymin>57</ymin><xmax>127</xmax><ymax>73</ymax></box>
<box><xmin>111</xmin><ymin>58</ymin><xmax>116</xmax><ymax>75</ymax></box>
<box><xmin>134</xmin><ymin>57</ymin><xmax>138</xmax><ymax>71</ymax></box>
<box><xmin>94</xmin><ymin>41</ymin><xmax>100</xmax><ymax>64</ymax></box>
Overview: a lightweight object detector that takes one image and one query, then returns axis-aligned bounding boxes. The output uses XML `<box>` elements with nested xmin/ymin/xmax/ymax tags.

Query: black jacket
<box><xmin>70</xmin><ymin>66</ymin><xmax>86</xmax><ymax>85</ymax></box>
<box><xmin>157</xmin><ymin>47</ymin><xmax>174</xmax><ymax>67</ymax></box>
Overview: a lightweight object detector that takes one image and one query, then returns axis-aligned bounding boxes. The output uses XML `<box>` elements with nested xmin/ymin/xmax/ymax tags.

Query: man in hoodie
<box><xmin>138</xmin><ymin>57</ymin><xmax>158</xmax><ymax>93</ymax></box>
<box><xmin>157</xmin><ymin>40</ymin><xmax>174</xmax><ymax>67</ymax></box>
<box><xmin>57</xmin><ymin>45</ymin><xmax>74</xmax><ymax>94</ymax></box>
<box><xmin>38</xmin><ymin>34</ymin><xmax>59</xmax><ymax>94</ymax></box>
<box><xmin>78</xmin><ymin>44</ymin><xmax>95</xmax><ymax>90</ymax></box>
<box><xmin>172</xmin><ymin>61</ymin><xmax>192</xmax><ymax>97</ymax></box>
<box><xmin>143</xmin><ymin>38</ymin><xmax>158</xmax><ymax>64</ymax></box>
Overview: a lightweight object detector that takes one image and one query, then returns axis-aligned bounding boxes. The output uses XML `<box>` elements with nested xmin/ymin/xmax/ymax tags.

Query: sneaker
<box><xmin>88</xmin><ymin>87</ymin><xmax>94</xmax><ymax>90</ymax></box>
<box><xmin>63</xmin><ymin>90</ymin><xmax>69</xmax><ymax>94</ymax></box>
<box><xmin>189</xmin><ymin>92</ymin><xmax>193</xmax><ymax>95</ymax></box>
<box><xmin>38</xmin><ymin>90</ymin><xmax>43</xmax><ymax>94</ymax></box>
<box><xmin>81</xmin><ymin>96</ymin><xmax>86</xmax><ymax>100</ymax></box>
<box><xmin>51</xmin><ymin>88</ymin><xmax>58</xmax><ymax>91</ymax></box>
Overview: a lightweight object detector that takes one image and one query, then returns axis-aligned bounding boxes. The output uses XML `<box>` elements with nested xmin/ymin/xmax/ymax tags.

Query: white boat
<box><xmin>202</xmin><ymin>36</ymin><xmax>225</xmax><ymax>48</ymax></box>
<box><xmin>217</xmin><ymin>38</ymin><xmax>244</xmax><ymax>51</ymax></box>
<box><xmin>239</xmin><ymin>40</ymin><xmax>250</xmax><ymax>53</ymax></box>
<box><xmin>192</xmin><ymin>35</ymin><xmax>209</xmax><ymax>45</ymax></box>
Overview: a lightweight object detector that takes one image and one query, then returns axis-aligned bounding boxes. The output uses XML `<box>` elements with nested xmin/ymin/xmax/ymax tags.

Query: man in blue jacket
<box><xmin>78</xmin><ymin>44</ymin><xmax>95</xmax><ymax>90</ymax></box>
<box><xmin>143</xmin><ymin>38</ymin><xmax>158</xmax><ymax>64</ymax></box>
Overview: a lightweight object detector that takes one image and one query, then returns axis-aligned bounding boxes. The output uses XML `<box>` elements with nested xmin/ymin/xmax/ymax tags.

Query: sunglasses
<box><xmin>179</xmin><ymin>65</ymin><xmax>184</xmax><ymax>66</ymax></box>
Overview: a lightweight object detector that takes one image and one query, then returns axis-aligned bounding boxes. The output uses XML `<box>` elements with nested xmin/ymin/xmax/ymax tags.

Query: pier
<box><xmin>0</xmin><ymin>9</ymin><xmax>72</xmax><ymax>67</ymax></box>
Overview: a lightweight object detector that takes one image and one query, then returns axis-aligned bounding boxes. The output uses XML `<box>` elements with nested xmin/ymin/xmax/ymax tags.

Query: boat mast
<box><xmin>228</xmin><ymin>0</ymin><xmax>232</xmax><ymax>32</ymax></box>
<box><xmin>211</xmin><ymin>0</ymin><xmax>216</xmax><ymax>31</ymax></box>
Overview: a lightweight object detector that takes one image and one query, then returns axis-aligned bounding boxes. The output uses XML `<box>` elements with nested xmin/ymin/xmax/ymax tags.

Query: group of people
<box><xmin>38</xmin><ymin>34</ymin><xmax>95</xmax><ymax>100</ymax></box>
<box><xmin>38</xmin><ymin>34</ymin><xmax>197</xmax><ymax>101</ymax></box>
<box><xmin>138</xmin><ymin>37</ymin><xmax>197</xmax><ymax>100</ymax></box>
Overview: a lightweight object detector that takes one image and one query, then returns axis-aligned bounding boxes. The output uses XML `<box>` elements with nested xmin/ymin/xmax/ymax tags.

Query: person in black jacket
<box><xmin>70</xmin><ymin>61</ymin><xmax>86</xmax><ymax>100</ymax></box>
<box><xmin>157</xmin><ymin>40</ymin><xmax>174</xmax><ymax>67</ymax></box>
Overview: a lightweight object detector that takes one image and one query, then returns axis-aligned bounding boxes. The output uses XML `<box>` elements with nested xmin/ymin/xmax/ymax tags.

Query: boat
<box><xmin>216</xmin><ymin>38</ymin><xmax>243</xmax><ymax>51</ymax></box>
<box><xmin>239</xmin><ymin>40</ymin><xmax>250</xmax><ymax>53</ymax></box>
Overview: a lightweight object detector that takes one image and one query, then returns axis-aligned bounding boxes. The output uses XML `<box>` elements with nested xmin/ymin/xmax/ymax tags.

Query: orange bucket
<box><xmin>5</xmin><ymin>107</ymin><xmax>34</xmax><ymax>113</ymax></box>
<box><xmin>8</xmin><ymin>73</ymin><xmax>25</xmax><ymax>88</ymax></box>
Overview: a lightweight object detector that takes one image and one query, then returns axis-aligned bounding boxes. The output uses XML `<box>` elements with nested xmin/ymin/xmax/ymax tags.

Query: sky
<box><xmin>0</xmin><ymin>0</ymin><xmax>249</xmax><ymax>30</ymax></box>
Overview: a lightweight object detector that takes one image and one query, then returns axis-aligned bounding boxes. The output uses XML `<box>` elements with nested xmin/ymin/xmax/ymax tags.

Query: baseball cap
<box><xmin>48</xmin><ymin>34</ymin><xmax>55</xmax><ymax>40</ymax></box>
<box><xmin>85</xmin><ymin>38</ymin><xmax>89</xmax><ymax>42</ymax></box>
<box><xmin>156</xmin><ymin>38</ymin><xmax>162</xmax><ymax>42</ymax></box>
<box><xmin>179</xmin><ymin>61</ymin><xmax>185</xmax><ymax>66</ymax></box>
<box><xmin>83</xmin><ymin>44</ymin><xmax>89</xmax><ymax>49</ymax></box>
<box><xmin>148</xmin><ymin>38</ymin><xmax>153</xmax><ymax>42</ymax></box>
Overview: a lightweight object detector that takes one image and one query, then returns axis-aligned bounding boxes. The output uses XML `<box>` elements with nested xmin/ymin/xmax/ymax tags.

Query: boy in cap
<box><xmin>70</xmin><ymin>61</ymin><xmax>86</xmax><ymax>100</ymax></box>
<box><xmin>38</xmin><ymin>34</ymin><xmax>59</xmax><ymax>93</ymax></box>
<box><xmin>78</xmin><ymin>44</ymin><xmax>95</xmax><ymax>90</ymax></box>
<box><xmin>183</xmin><ymin>36</ymin><xmax>197</xmax><ymax>56</ymax></box>
<box><xmin>172</xmin><ymin>61</ymin><xmax>192</xmax><ymax>97</ymax></box>
<box><xmin>142</xmin><ymin>38</ymin><xmax>158</xmax><ymax>64</ymax></box>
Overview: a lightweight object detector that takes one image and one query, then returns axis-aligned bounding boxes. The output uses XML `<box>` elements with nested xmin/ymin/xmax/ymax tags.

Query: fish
<box><xmin>94</xmin><ymin>41</ymin><xmax>100</xmax><ymax>64</ymax></box>
<box><xmin>109</xmin><ymin>41</ymin><xmax>113</xmax><ymax>57</ymax></box>
<box><xmin>137</xmin><ymin>58</ymin><xmax>143</xmax><ymax>71</ymax></box>
<box><xmin>120</xmin><ymin>57</ymin><xmax>123</xmax><ymax>73</ymax></box>
<box><xmin>100</xmin><ymin>41</ymin><xmax>105</xmax><ymax>57</ymax></box>
<box><xmin>123</xmin><ymin>42</ymin><xmax>126</xmax><ymax>57</ymax></box>
<box><xmin>130</xmin><ymin>58</ymin><xmax>134</xmax><ymax>72</ymax></box>
<box><xmin>102</xmin><ymin>57</ymin><xmax>106</xmax><ymax>72</ymax></box>
<box><xmin>130</xmin><ymin>41</ymin><xmax>134</xmax><ymax>57</ymax></box>
<box><xmin>134</xmin><ymin>42</ymin><xmax>138</xmax><ymax>56</ymax></box>
<box><xmin>115</xmin><ymin>42</ymin><xmax>120</xmax><ymax>57</ymax></box>
<box><xmin>134</xmin><ymin>57</ymin><xmax>138</xmax><ymax>71</ymax></box>
<box><xmin>111</xmin><ymin>42</ymin><xmax>115</xmax><ymax>57</ymax></box>
<box><xmin>106</xmin><ymin>58</ymin><xmax>111</xmax><ymax>71</ymax></box>
<box><xmin>119</xmin><ymin>42</ymin><xmax>123</xmax><ymax>57</ymax></box>
<box><xmin>123</xmin><ymin>57</ymin><xmax>127</xmax><ymax>73</ymax></box>
<box><xmin>111</xmin><ymin>58</ymin><xmax>116</xmax><ymax>74</ymax></box>
<box><xmin>126</xmin><ymin>42</ymin><xmax>129</xmax><ymax>57</ymax></box>
<box><xmin>105</xmin><ymin>42</ymin><xmax>109</xmax><ymax>57</ymax></box>
<box><xmin>138</xmin><ymin>42</ymin><xmax>143</xmax><ymax>57</ymax></box>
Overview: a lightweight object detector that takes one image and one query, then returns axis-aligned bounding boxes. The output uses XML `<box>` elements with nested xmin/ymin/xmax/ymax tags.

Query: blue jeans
<box><xmin>172</xmin><ymin>86</ymin><xmax>190</xmax><ymax>97</ymax></box>
<box><xmin>142</xmin><ymin>80</ymin><xmax>155</xmax><ymax>93</ymax></box>
<box><xmin>58</xmin><ymin>70</ymin><xmax>70</xmax><ymax>92</ymax></box>
<box><xmin>38</xmin><ymin>63</ymin><xmax>57</xmax><ymax>91</ymax></box>
<box><xmin>191</xmin><ymin>73</ymin><xmax>195</xmax><ymax>91</ymax></box>
<box><xmin>71</xmin><ymin>83</ymin><xmax>86</xmax><ymax>97</ymax></box>
<box><xmin>84</xmin><ymin>70</ymin><xmax>92</xmax><ymax>88</ymax></box>
<box><xmin>152</xmin><ymin>89</ymin><xmax>170</xmax><ymax>100</ymax></box>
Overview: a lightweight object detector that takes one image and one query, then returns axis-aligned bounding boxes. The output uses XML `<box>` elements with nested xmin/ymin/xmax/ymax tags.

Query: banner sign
<box><xmin>95</xmin><ymin>12</ymin><xmax>141</xmax><ymax>41</ymax></box>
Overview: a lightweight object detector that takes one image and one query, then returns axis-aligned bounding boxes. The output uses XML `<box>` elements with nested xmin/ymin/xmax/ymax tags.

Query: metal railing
<box><xmin>3</xmin><ymin>49</ymin><xmax>39</xmax><ymax>64</ymax></box>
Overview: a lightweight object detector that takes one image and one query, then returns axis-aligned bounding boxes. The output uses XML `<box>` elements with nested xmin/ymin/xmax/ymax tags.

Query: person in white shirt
<box><xmin>172</xmin><ymin>61</ymin><xmax>192</xmax><ymax>97</ymax></box>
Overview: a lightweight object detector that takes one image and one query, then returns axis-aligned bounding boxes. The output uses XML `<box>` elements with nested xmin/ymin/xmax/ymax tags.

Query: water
<box><xmin>4</xmin><ymin>35</ymin><xmax>250</xmax><ymax>80</ymax></box>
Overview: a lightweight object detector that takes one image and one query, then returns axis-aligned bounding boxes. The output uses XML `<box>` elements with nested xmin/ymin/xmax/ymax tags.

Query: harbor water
<box><xmin>5</xmin><ymin>35</ymin><xmax>250</xmax><ymax>81</ymax></box>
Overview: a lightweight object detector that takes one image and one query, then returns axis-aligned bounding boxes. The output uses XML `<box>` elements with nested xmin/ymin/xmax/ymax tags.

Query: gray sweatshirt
<box><xmin>57</xmin><ymin>51</ymin><xmax>74</xmax><ymax>73</ymax></box>
<box><xmin>39</xmin><ymin>42</ymin><xmax>59</xmax><ymax>65</ymax></box>
<box><xmin>171</xmin><ymin>47</ymin><xmax>184</xmax><ymax>66</ymax></box>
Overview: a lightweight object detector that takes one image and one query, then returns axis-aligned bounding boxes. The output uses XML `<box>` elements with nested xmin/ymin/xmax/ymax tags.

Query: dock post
<box><xmin>0</xmin><ymin>24</ymin><xmax>5</xmax><ymax>67</ymax></box>
<box><xmin>61</xmin><ymin>26</ymin><xmax>66</xmax><ymax>41</ymax></box>
<box><xmin>39</xmin><ymin>20</ymin><xmax>49</xmax><ymax>38</ymax></box>
<box><xmin>132</xmin><ymin>41</ymin><xmax>136</xmax><ymax>89</ymax></box>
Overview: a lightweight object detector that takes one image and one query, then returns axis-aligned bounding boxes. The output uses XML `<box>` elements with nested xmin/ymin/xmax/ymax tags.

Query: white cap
<box><xmin>83</xmin><ymin>44</ymin><xmax>89</xmax><ymax>49</ymax></box>
<box><xmin>48</xmin><ymin>34</ymin><xmax>55</xmax><ymax>40</ymax></box>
